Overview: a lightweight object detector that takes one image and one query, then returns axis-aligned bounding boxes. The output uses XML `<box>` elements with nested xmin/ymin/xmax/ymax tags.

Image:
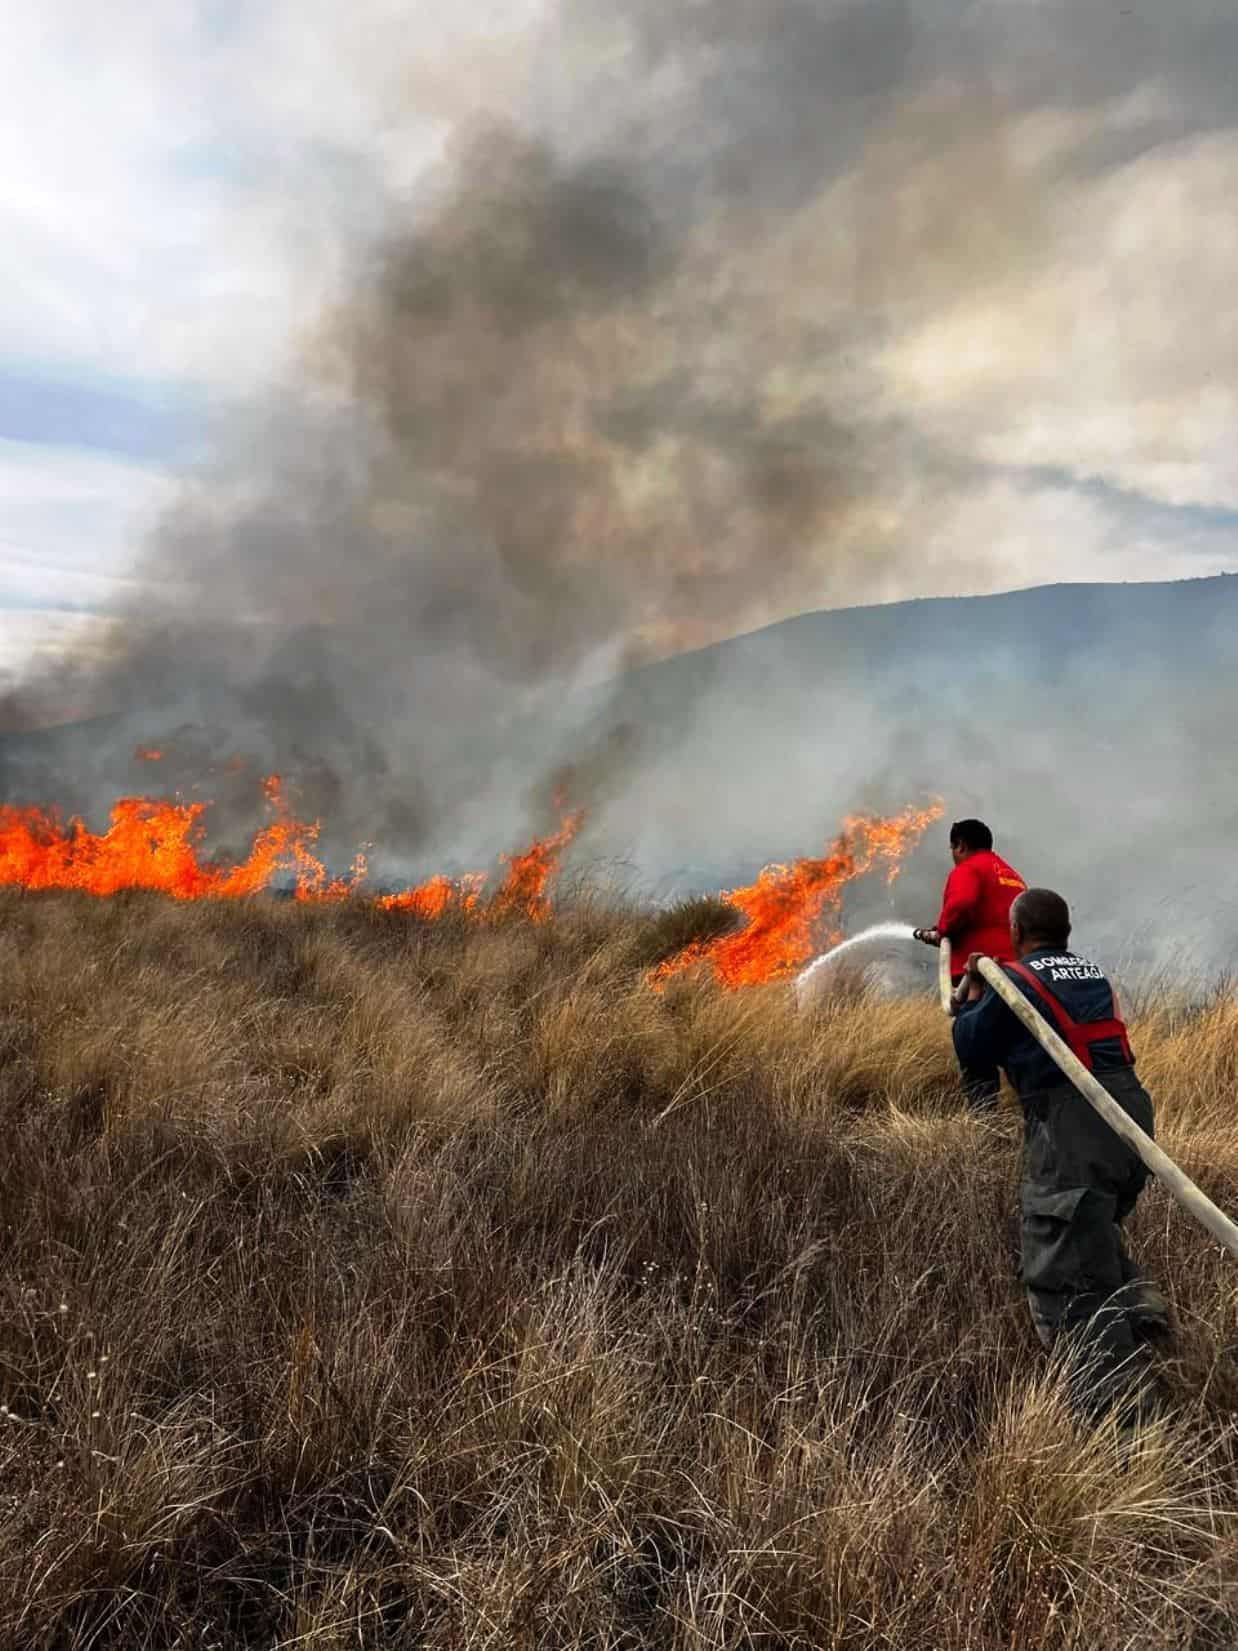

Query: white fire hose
<box><xmin>939</xmin><ymin>937</ymin><xmax>1238</xmax><ymax>1262</ymax></box>
<box><xmin>938</xmin><ymin>936</ymin><xmax>954</xmax><ymax>1015</ymax></box>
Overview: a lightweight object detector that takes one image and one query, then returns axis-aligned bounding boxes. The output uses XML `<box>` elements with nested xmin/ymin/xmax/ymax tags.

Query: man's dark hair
<box><xmin>1012</xmin><ymin>888</ymin><xmax>1071</xmax><ymax>948</ymax></box>
<box><xmin>949</xmin><ymin>818</ymin><xmax>993</xmax><ymax>853</ymax></box>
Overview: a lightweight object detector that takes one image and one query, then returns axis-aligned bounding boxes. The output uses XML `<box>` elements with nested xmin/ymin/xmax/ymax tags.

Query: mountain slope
<box><xmin>3</xmin><ymin>574</ymin><xmax>1236</xmax><ymax>969</ymax></box>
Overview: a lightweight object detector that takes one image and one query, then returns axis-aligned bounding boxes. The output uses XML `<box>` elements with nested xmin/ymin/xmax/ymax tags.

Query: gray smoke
<box><xmin>3</xmin><ymin>0</ymin><xmax>1237</xmax><ymax>913</ymax></box>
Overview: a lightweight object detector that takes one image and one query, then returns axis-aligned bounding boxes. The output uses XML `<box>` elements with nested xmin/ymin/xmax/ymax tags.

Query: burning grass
<box><xmin>0</xmin><ymin>779</ymin><xmax>938</xmax><ymax>988</ymax></box>
<box><xmin>650</xmin><ymin>801</ymin><xmax>943</xmax><ymax>989</ymax></box>
<box><xmin>2</xmin><ymin>887</ymin><xmax>1238</xmax><ymax>1648</ymax></box>
<box><xmin>0</xmin><ymin>779</ymin><xmax>586</xmax><ymax>916</ymax></box>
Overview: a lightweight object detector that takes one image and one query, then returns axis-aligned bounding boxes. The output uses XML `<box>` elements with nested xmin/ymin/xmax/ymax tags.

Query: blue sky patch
<box><xmin>0</xmin><ymin>367</ymin><xmax>201</xmax><ymax>465</ymax></box>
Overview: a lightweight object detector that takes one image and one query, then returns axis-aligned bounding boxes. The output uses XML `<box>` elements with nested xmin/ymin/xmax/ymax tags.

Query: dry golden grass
<box><xmin>0</xmin><ymin>886</ymin><xmax>1236</xmax><ymax>1648</ymax></box>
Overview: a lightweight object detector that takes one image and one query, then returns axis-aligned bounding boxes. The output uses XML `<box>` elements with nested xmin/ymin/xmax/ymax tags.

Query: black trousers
<box><xmin>959</xmin><ymin>1058</ymin><xmax>1001</xmax><ymax>1111</ymax></box>
<box><xmin>950</xmin><ymin>977</ymin><xmax>1002</xmax><ymax>1110</ymax></box>
<box><xmin>1019</xmin><ymin>1069</ymin><xmax>1155</xmax><ymax>1415</ymax></box>
<box><xmin>956</xmin><ymin>1035</ymin><xmax>1000</xmax><ymax>1112</ymax></box>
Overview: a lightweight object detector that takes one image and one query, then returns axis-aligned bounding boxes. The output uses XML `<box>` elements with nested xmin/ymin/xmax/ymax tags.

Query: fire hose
<box><xmin>940</xmin><ymin>937</ymin><xmax>1238</xmax><ymax>1262</ymax></box>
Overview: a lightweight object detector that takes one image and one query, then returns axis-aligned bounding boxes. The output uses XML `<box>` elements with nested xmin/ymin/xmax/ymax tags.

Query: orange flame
<box><xmin>0</xmin><ymin>777</ymin><xmax>582</xmax><ymax>923</ymax></box>
<box><xmin>0</xmin><ymin>773</ymin><xmax>936</xmax><ymax>966</ymax></box>
<box><xmin>375</xmin><ymin>810</ymin><xmax>584</xmax><ymax>924</ymax></box>
<box><xmin>134</xmin><ymin>745</ymin><xmax>164</xmax><ymax>762</ymax></box>
<box><xmin>378</xmin><ymin>872</ymin><xmax>484</xmax><ymax>920</ymax></box>
<box><xmin>0</xmin><ymin>777</ymin><xmax>331</xmax><ymax>901</ymax></box>
<box><xmin>489</xmin><ymin>808</ymin><xmax>585</xmax><ymax>922</ymax></box>
<box><xmin>652</xmin><ymin>802</ymin><xmax>943</xmax><ymax>990</ymax></box>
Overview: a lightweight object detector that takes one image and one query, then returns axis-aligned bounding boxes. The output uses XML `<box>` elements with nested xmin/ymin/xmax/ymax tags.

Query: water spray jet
<box><xmin>794</xmin><ymin>921</ymin><xmax>919</xmax><ymax>1006</ymax></box>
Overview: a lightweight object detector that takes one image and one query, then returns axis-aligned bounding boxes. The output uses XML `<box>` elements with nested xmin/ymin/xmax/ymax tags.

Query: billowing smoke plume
<box><xmin>4</xmin><ymin>0</ymin><xmax>1238</xmax><ymax>922</ymax></box>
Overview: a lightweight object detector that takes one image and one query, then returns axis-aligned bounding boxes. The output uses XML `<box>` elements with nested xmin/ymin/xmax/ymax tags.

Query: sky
<box><xmin>0</xmin><ymin>0</ymin><xmax>537</xmax><ymax>677</ymax></box>
<box><xmin>5</xmin><ymin>0</ymin><xmax>1238</xmax><ymax>685</ymax></box>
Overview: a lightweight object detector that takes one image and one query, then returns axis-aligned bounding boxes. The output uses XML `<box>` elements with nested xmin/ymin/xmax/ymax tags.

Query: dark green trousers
<box><xmin>1019</xmin><ymin>1069</ymin><xmax>1155</xmax><ymax>1416</ymax></box>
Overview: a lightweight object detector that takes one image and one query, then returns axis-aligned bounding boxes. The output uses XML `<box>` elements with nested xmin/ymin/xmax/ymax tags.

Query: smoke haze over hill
<box><xmin>6</xmin><ymin>574</ymin><xmax>1238</xmax><ymax>980</ymax></box>
<box><xmin>5</xmin><ymin>1</ymin><xmax>1238</xmax><ymax>951</ymax></box>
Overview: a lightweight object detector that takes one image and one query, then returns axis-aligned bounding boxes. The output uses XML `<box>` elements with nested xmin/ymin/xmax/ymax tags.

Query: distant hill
<box><xmin>547</xmin><ymin>574</ymin><xmax>1238</xmax><ymax>969</ymax></box>
<box><xmin>4</xmin><ymin>574</ymin><xmax>1237</xmax><ymax>971</ymax></box>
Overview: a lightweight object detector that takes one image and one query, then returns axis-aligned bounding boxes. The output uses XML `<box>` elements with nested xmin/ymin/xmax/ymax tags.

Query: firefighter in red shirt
<box><xmin>914</xmin><ymin>818</ymin><xmax>1026</xmax><ymax>1109</ymax></box>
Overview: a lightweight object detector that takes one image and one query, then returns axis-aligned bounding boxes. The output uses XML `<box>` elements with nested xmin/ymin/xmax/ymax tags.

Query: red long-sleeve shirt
<box><xmin>936</xmin><ymin>850</ymin><xmax>1027</xmax><ymax>980</ymax></box>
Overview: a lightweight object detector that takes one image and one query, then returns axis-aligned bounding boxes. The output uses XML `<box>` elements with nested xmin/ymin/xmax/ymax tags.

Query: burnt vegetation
<box><xmin>1</xmin><ymin>887</ymin><xmax>1237</xmax><ymax>1648</ymax></box>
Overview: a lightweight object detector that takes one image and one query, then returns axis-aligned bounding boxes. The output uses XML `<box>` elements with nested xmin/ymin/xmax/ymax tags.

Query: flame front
<box><xmin>489</xmin><ymin>808</ymin><xmax>585</xmax><ymax>921</ymax></box>
<box><xmin>376</xmin><ymin>809</ymin><xmax>584</xmax><ymax>924</ymax></box>
<box><xmin>0</xmin><ymin>778</ymin><xmax>583</xmax><ymax>922</ymax></box>
<box><xmin>652</xmin><ymin>802</ymin><xmax>943</xmax><ymax>990</ymax></box>
<box><xmin>0</xmin><ymin>779</ymin><xmax>330</xmax><ymax>901</ymax></box>
<box><xmin>0</xmin><ymin>775</ymin><xmax>937</xmax><ymax>965</ymax></box>
<box><xmin>378</xmin><ymin>873</ymin><xmax>484</xmax><ymax>920</ymax></box>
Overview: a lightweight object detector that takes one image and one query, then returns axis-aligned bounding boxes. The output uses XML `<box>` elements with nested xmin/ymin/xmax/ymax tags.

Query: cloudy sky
<box><xmin>1</xmin><ymin>0</ymin><xmax>538</xmax><ymax>678</ymax></box>
<box><xmin>6</xmin><ymin>0</ymin><xmax>1238</xmax><ymax>686</ymax></box>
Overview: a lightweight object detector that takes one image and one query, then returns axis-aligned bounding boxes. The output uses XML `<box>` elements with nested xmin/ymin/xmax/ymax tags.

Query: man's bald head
<box><xmin>1011</xmin><ymin>888</ymin><xmax>1072</xmax><ymax>953</ymax></box>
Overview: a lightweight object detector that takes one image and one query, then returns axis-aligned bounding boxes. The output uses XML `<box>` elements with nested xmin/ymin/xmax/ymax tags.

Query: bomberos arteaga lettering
<box><xmin>1026</xmin><ymin>953</ymin><xmax>1104</xmax><ymax>982</ymax></box>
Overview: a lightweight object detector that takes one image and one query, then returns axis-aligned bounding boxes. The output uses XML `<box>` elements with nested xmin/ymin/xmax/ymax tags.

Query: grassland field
<box><xmin>2</xmin><ymin>886</ymin><xmax>1238</xmax><ymax>1649</ymax></box>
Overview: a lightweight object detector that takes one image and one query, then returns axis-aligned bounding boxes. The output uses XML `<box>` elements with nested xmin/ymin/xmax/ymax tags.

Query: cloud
<box><xmin>0</xmin><ymin>0</ymin><xmax>500</xmax><ymax>391</ymax></box>
<box><xmin>0</xmin><ymin>610</ymin><xmax>114</xmax><ymax>683</ymax></box>
<box><xmin>0</xmin><ymin>440</ymin><xmax>174</xmax><ymax>687</ymax></box>
<box><xmin>879</xmin><ymin>123</ymin><xmax>1238</xmax><ymax>512</ymax></box>
<box><xmin>0</xmin><ymin>0</ymin><xmax>515</xmax><ymax>680</ymax></box>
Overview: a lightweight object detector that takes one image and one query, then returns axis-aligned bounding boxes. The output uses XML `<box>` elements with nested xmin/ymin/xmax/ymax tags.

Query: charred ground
<box><xmin>1</xmin><ymin>888</ymin><xmax>1237</xmax><ymax>1648</ymax></box>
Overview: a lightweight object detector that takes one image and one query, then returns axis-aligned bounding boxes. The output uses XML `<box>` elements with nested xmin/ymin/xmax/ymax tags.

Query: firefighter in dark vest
<box><xmin>951</xmin><ymin>887</ymin><xmax>1170</xmax><ymax>1422</ymax></box>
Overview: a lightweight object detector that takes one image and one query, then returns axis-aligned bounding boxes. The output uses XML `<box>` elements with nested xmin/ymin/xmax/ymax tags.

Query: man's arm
<box><xmin>936</xmin><ymin>860</ymin><xmax>982</xmax><ymax>939</ymax></box>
